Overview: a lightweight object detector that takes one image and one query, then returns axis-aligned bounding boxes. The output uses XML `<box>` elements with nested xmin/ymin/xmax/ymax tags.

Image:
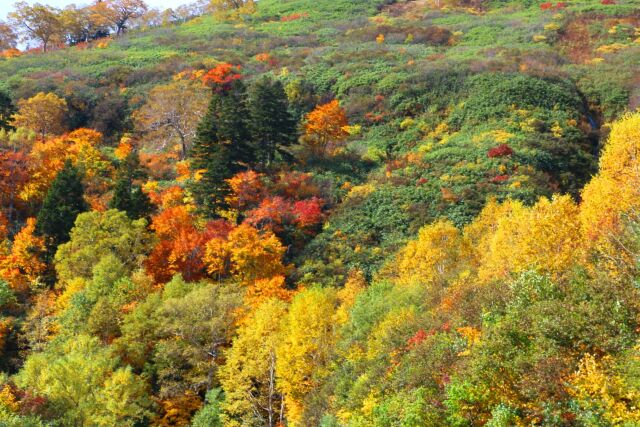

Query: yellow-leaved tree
<box><xmin>470</xmin><ymin>195</ymin><xmax>582</xmax><ymax>283</ymax></box>
<box><xmin>208</xmin><ymin>0</ymin><xmax>256</xmax><ymax>20</ymax></box>
<box><xmin>568</xmin><ymin>354</ymin><xmax>640</xmax><ymax>425</ymax></box>
<box><xmin>335</xmin><ymin>269</ymin><xmax>366</xmax><ymax>326</ymax></box>
<box><xmin>396</xmin><ymin>220</ymin><xmax>471</xmax><ymax>287</ymax></box>
<box><xmin>12</xmin><ymin>92</ymin><xmax>68</xmax><ymax>139</ymax></box>
<box><xmin>276</xmin><ymin>287</ymin><xmax>337</xmax><ymax>426</ymax></box>
<box><xmin>220</xmin><ymin>298</ymin><xmax>287</xmax><ymax>427</ymax></box>
<box><xmin>580</xmin><ymin>112</ymin><xmax>640</xmax><ymax>277</ymax></box>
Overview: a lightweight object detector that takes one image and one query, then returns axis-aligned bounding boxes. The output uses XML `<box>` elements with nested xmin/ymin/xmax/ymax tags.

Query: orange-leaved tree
<box><xmin>0</xmin><ymin>218</ymin><xmax>46</xmax><ymax>292</ymax></box>
<box><xmin>145</xmin><ymin>204</ymin><xmax>232</xmax><ymax>283</ymax></box>
<box><xmin>201</xmin><ymin>63</ymin><xmax>242</xmax><ymax>92</ymax></box>
<box><xmin>204</xmin><ymin>223</ymin><xmax>291</xmax><ymax>306</ymax></box>
<box><xmin>303</xmin><ymin>99</ymin><xmax>349</xmax><ymax>156</ymax></box>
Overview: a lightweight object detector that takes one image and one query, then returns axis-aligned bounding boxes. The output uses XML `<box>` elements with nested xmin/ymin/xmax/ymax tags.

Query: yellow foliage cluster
<box><xmin>596</xmin><ymin>43</ymin><xmax>629</xmax><ymax>54</ymax></box>
<box><xmin>568</xmin><ymin>354</ymin><xmax>640</xmax><ymax>425</ymax></box>
<box><xmin>472</xmin><ymin>196</ymin><xmax>582</xmax><ymax>283</ymax></box>
<box><xmin>580</xmin><ymin>112</ymin><xmax>640</xmax><ymax>276</ymax></box>
<box><xmin>394</xmin><ymin>195</ymin><xmax>581</xmax><ymax>290</ymax></box>
<box><xmin>396</xmin><ymin>220</ymin><xmax>470</xmax><ymax>287</ymax></box>
<box><xmin>275</xmin><ymin>287</ymin><xmax>338</xmax><ymax>426</ymax></box>
<box><xmin>12</xmin><ymin>92</ymin><xmax>68</xmax><ymax>139</ymax></box>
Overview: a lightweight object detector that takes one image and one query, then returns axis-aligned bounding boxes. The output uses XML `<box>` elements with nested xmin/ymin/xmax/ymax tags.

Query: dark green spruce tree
<box><xmin>247</xmin><ymin>77</ymin><xmax>297</xmax><ymax>167</ymax></box>
<box><xmin>109</xmin><ymin>151</ymin><xmax>153</xmax><ymax>220</ymax></box>
<box><xmin>190</xmin><ymin>79</ymin><xmax>253</xmax><ymax>217</ymax></box>
<box><xmin>36</xmin><ymin>160</ymin><xmax>88</xmax><ymax>280</ymax></box>
<box><xmin>0</xmin><ymin>90</ymin><xmax>16</xmax><ymax>132</ymax></box>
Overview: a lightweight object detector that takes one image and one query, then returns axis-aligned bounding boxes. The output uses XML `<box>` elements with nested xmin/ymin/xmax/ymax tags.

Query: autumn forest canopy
<box><xmin>1</xmin><ymin>0</ymin><xmax>640</xmax><ymax>425</ymax></box>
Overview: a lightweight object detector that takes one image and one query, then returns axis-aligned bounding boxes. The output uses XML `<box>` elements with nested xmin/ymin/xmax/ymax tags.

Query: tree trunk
<box><xmin>267</xmin><ymin>351</ymin><xmax>276</xmax><ymax>427</ymax></box>
<box><xmin>179</xmin><ymin>133</ymin><xmax>187</xmax><ymax>160</ymax></box>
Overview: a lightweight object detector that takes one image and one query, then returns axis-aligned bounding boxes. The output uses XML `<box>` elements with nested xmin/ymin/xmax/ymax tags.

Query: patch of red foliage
<box><xmin>293</xmin><ymin>198</ymin><xmax>324</xmax><ymax>228</ymax></box>
<box><xmin>540</xmin><ymin>2</ymin><xmax>567</xmax><ymax>10</ymax></box>
<box><xmin>364</xmin><ymin>112</ymin><xmax>384</xmax><ymax>123</ymax></box>
<box><xmin>273</xmin><ymin>171</ymin><xmax>320</xmax><ymax>200</ymax></box>
<box><xmin>245</xmin><ymin>196</ymin><xmax>325</xmax><ymax>233</ymax></box>
<box><xmin>407</xmin><ymin>329</ymin><xmax>429</xmax><ymax>348</ymax></box>
<box><xmin>280</xmin><ymin>12</ymin><xmax>309</xmax><ymax>22</ymax></box>
<box><xmin>487</xmin><ymin>144</ymin><xmax>514</xmax><ymax>158</ymax></box>
<box><xmin>490</xmin><ymin>174</ymin><xmax>510</xmax><ymax>183</ymax></box>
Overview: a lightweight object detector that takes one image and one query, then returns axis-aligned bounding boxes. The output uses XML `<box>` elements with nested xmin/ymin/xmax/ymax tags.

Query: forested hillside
<box><xmin>0</xmin><ymin>0</ymin><xmax>640</xmax><ymax>425</ymax></box>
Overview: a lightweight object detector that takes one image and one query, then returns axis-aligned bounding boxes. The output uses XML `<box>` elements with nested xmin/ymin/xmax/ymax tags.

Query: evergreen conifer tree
<box><xmin>36</xmin><ymin>160</ymin><xmax>88</xmax><ymax>259</ymax></box>
<box><xmin>248</xmin><ymin>77</ymin><xmax>297</xmax><ymax>167</ymax></box>
<box><xmin>110</xmin><ymin>178</ymin><xmax>153</xmax><ymax>221</ymax></box>
<box><xmin>109</xmin><ymin>152</ymin><xmax>153</xmax><ymax>220</ymax></box>
<box><xmin>190</xmin><ymin>79</ymin><xmax>253</xmax><ymax>217</ymax></box>
<box><xmin>0</xmin><ymin>90</ymin><xmax>16</xmax><ymax>132</ymax></box>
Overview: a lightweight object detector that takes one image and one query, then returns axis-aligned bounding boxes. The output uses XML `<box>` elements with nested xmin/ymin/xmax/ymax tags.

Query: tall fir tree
<box><xmin>248</xmin><ymin>77</ymin><xmax>297</xmax><ymax>167</ymax></box>
<box><xmin>190</xmin><ymin>79</ymin><xmax>253</xmax><ymax>217</ymax></box>
<box><xmin>36</xmin><ymin>160</ymin><xmax>88</xmax><ymax>266</ymax></box>
<box><xmin>0</xmin><ymin>90</ymin><xmax>16</xmax><ymax>132</ymax></box>
<box><xmin>109</xmin><ymin>152</ymin><xmax>153</xmax><ymax>220</ymax></box>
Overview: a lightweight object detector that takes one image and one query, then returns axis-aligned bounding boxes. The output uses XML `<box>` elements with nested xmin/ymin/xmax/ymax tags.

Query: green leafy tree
<box><xmin>115</xmin><ymin>291</ymin><xmax>163</xmax><ymax>369</ymax></box>
<box><xmin>0</xmin><ymin>409</ymin><xmax>46</xmax><ymax>427</ymax></box>
<box><xmin>17</xmin><ymin>334</ymin><xmax>153</xmax><ymax>426</ymax></box>
<box><xmin>248</xmin><ymin>77</ymin><xmax>297</xmax><ymax>167</ymax></box>
<box><xmin>54</xmin><ymin>209</ymin><xmax>151</xmax><ymax>285</ymax></box>
<box><xmin>110</xmin><ymin>177</ymin><xmax>153</xmax><ymax>220</ymax></box>
<box><xmin>191</xmin><ymin>388</ymin><xmax>224</xmax><ymax>427</ymax></box>
<box><xmin>54</xmin><ymin>255</ymin><xmax>135</xmax><ymax>340</ymax></box>
<box><xmin>94</xmin><ymin>366</ymin><xmax>155</xmax><ymax>426</ymax></box>
<box><xmin>153</xmin><ymin>277</ymin><xmax>242</xmax><ymax>397</ymax></box>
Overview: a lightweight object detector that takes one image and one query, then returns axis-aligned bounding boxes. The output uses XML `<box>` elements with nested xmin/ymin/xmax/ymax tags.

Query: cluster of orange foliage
<box><xmin>304</xmin><ymin>100</ymin><xmax>349</xmax><ymax>155</ymax></box>
<box><xmin>144</xmin><ymin>189</ymin><xmax>232</xmax><ymax>283</ymax></box>
<box><xmin>254</xmin><ymin>52</ymin><xmax>278</xmax><ymax>67</ymax></box>
<box><xmin>0</xmin><ymin>218</ymin><xmax>46</xmax><ymax>292</ymax></box>
<box><xmin>201</xmin><ymin>63</ymin><xmax>242</xmax><ymax>89</ymax></box>
<box><xmin>0</xmin><ymin>49</ymin><xmax>21</xmax><ymax>58</ymax></box>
